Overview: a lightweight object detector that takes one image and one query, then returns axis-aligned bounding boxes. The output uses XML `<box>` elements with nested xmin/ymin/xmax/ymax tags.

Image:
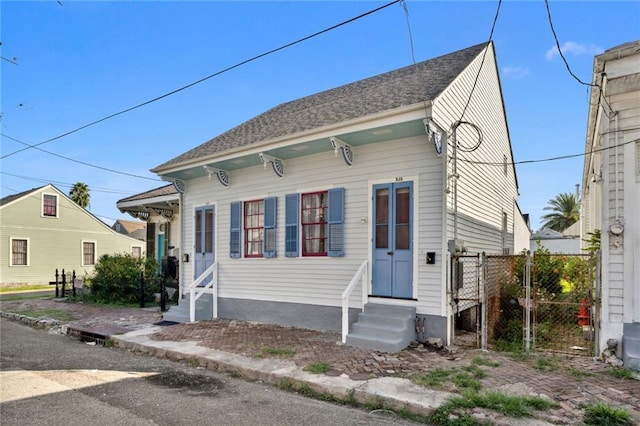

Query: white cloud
<box><xmin>502</xmin><ymin>66</ymin><xmax>530</xmax><ymax>79</ymax></box>
<box><xmin>545</xmin><ymin>41</ymin><xmax>603</xmax><ymax>60</ymax></box>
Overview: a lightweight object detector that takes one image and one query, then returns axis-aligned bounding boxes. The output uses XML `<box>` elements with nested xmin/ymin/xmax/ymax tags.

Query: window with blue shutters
<box><xmin>298</xmin><ymin>188</ymin><xmax>344</xmax><ymax>257</ymax></box>
<box><xmin>285</xmin><ymin>193</ymin><xmax>299</xmax><ymax>257</ymax></box>
<box><xmin>231</xmin><ymin>198</ymin><xmax>277</xmax><ymax>258</ymax></box>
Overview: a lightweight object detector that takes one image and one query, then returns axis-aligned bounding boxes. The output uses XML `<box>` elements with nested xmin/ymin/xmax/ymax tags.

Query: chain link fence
<box><xmin>452</xmin><ymin>251</ymin><xmax>600</xmax><ymax>356</ymax></box>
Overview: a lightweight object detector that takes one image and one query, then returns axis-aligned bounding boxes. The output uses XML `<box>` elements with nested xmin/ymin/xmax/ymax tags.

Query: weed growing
<box><xmin>304</xmin><ymin>362</ymin><xmax>331</xmax><ymax>374</ymax></box>
<box><xmin>14</xmin><ymin>308</ymin><xmax>74</xmax><ymax>322</ymax></box>
<box><xmin>261</xmin><ymin>347</ymin><xmax>295</xmax><ymax>358</ymax></box>
<box><xmin>583</xmin><ymin>402</ymin><xmax>633</xmax><ymax>425</ymax></box>
<box><xmin>608</xmin><ymin>367</ymin><xmax>637</xmax><ymax>380</ymax></box>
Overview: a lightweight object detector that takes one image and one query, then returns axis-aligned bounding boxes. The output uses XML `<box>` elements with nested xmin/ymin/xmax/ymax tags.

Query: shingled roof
<box><xmin>0</xmin><ymin>186</ymin><xmax>44</xmax><ymax>207</ymax></box>
<box><xmin>116</xmin><ymin>184</ymin><xmax>178</xmax><ymax>204</ymax></box>
<box><xmin>153</xmin><ymin>42</ymin><xmax>488</xmax><ymax>172</ymax></box>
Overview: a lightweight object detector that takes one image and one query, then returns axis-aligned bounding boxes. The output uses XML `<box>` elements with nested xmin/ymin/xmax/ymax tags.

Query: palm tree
<box><xmin>540</xmin><ymin>192</ymin><xmax>580</xmax><ymax>232</ymax></box>
<box><xmin>69</xmin><ymin>182</ymin><xmax>90</xmax><ymax>209</ymax></box>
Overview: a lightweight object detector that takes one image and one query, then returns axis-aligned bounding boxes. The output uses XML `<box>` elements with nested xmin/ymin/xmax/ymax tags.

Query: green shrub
<box><xmin>86</xmin><ymin>254</ymin><xmax>160</xmax><ymax>304</ymax></box>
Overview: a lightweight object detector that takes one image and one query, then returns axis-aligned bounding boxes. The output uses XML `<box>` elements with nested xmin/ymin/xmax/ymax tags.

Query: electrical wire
<box><xmin>0</xmin><ymin>171</ymin><xmax>134</xmax><ymax>195</ymax></box>
<box><xmin>458</xmin><ymin>126</ymin><xmax>640</xmax><ymax>166</ymax></box>
<box><xmin>544</xmin><ymin>0</ymin><xmax>614</xmax><ymax>116</ymax></box>
<box><xmin>1</xmin><ymin>133</ymin><xmax>163</xmax><ymax>182</ymax></box>
<box><xmin>0</xmin><ymin>0</ymin><xmax>402</xmax><ymax>160</ymax></box>
<box><xmin>457</xmin><ymin>0</ymin><xmax>502</xmax><ymax>124</ymax></box>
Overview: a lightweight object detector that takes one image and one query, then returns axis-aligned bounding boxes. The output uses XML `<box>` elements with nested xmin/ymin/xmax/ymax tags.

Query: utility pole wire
<box><xmin>1</xmin><ymin>0</ymin><xmax>401</xmax><ymax>160</ymax></box>
<box><xmin>1</xmin><ymin>133</ymin><xmax>162</xmax><ymax>181</ymax></box>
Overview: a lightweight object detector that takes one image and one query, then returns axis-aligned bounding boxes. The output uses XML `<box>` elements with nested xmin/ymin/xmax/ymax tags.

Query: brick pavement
<box><xmin>2</xmin><ymin>298</ymin><xmax>639</xmax><ymax>424</ymax></box>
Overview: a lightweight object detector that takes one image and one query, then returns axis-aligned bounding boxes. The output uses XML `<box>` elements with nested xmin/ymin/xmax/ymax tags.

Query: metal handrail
<box><xmin>341</xmin><ymin>260</ymin><xmax>368</xmax><ymax>343</ymax></box>
<box><xmin>189</xmin><ymin>262</ymin><xmax>217</xmax><ymax>322</ymax></box>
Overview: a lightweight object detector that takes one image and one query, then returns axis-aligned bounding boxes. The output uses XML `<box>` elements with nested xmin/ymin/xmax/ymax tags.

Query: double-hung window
<box><xmin>82</xmin><ymin>241</ymin><xmax>96</xmax><ymax>266</ymax></box>
<box><xmin>43</xmin><ymin>194</ymin><xmax>58</xmax><ymax>217</ymax></box>
<box><xmin>286</xmin><ymin>187</ymin><xmax>344</xmax><ymax>257</ymax></box>
<box><xmin>10</xmin><ymin>238</ymin><xmax>28</xmax><ymax>266</ymax></box>
<box><xmin>301</xmin><ymin>192</ymin><xmax>328</xmax><ymax>256</ymax></box>
<box><xmin>230</xmin><ymin>197</ymin><xmax>276</xmax><ymax>258</ymax></box>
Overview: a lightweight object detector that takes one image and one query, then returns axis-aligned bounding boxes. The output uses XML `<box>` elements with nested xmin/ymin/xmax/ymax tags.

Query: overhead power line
<box><xmin>0</xmin><ymin>171</ymin><xmax>135</xmax><ymax>195</ymax></box>
<box><xmin>458</xmin><ymin>0</ymin><xmax>502</xmax><ymax>124</ymax></box>
<box><xmin>1</xmin><ymin>0</ymin><xmax>401</xmax><ymax>160</ymax></box>
<box><xmin>1</xmin><ymin>133</ymin><xmax>163</xmax><ymax>182</ymax></box>
<box><xmin>458</xmin><ymin>125</ymin><xmax>640</xmax><ymax>167</ymax></box>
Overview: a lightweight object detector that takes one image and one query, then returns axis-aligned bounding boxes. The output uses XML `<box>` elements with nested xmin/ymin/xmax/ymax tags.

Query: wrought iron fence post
<box><xmin>525</xmin><ymin>250</ymin><xmax>532</xmax><ymax>352</ymax></box>
<box><xmin>160</xmin><ymin>273</ymin><xmax>167</xmax><ymax>312</ymax></box>
<box><xmin>139</xmin><ymin>271</ymin><xmax>145</xmax><ymax>308</ymax></box>
<box><xmin>61</xmin><ymin>268</ymin><xmax>67</xmax><ymax>298</ymax></box>
<box><xmin>55</xmin><ymin>268</ymin><xmax>59</xmax><ymax>298</ymax></box>
<box><xmin>594</xmin><ymin>250</ymin><xmax>602</xmax><ymax>358</ymax></box>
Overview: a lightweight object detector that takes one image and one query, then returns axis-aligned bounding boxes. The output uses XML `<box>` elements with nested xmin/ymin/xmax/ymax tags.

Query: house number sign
<box><xmin>395</xmin><ymin>177</ymin><xmax>404</xmax><ymax>182</ymax></box>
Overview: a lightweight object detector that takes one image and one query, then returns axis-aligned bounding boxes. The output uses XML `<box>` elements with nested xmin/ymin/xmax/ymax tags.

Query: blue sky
<box><xmin>1</xmin><ymin>1</ymin><xmax>639</xmax><ymax>231</ymax></box>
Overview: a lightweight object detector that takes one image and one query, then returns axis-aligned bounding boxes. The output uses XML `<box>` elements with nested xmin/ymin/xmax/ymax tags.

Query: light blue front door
<box><xmin>372</xmin><ymin>182</ymin><xmax>413</xmax><ymax>298</ymax></box>
<box><xmin>194</xmin><ymin>206</ymin><xmax>215</xmax><ymax>284</ymax></box>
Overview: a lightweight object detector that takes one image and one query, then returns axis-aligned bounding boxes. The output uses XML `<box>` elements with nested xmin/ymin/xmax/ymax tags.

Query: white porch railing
<box><xmin>341</xmin><ymin>260</ymin><xmax>368</xmax><ymax>343</ymax></box>
<box><xmin>189</xmin><ymin>262</ymin><xmax>218</xmax><ymax>323</ymax></box>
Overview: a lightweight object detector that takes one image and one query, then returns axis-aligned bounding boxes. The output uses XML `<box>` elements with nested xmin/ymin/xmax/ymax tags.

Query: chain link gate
<box><xmin>452</xmin><ymin>252</ymin><xmax>600</xmax><ymax>356</ymax></box>
<box><xmin>451</xmin><ymin>253</ymin><xmax>482</xmax><ymax>348</ymax></box>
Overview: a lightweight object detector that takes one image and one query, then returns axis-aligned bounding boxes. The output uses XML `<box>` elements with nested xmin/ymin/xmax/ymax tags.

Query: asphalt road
<box><xmin>0</xmin><ymin>318</ymin><xmax>420</xmax><ymax>425</ymax></box>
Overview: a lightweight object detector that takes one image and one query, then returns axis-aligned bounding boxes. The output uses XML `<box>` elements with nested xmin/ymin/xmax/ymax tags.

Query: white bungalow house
<box><xmin>581</xmin><ymin>40</ymin><xmax>640</xmax><ymax>369</ymax></box>
<box><xmin>152</xmin><ymin>42</ymin><xmax>523</xmax><ymax>352</ymax></box>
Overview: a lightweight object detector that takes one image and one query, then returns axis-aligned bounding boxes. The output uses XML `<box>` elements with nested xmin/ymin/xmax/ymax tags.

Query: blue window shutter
<box><xmin>327</xmin><ymin>187</ymin><xmax>344</xmax><ymax>257</ymax></box>
<box><xmin>263</xmin><ymin>197</ymin><xmax>277</xmax><ymax>258</ymax></box>
<box><xmin>230</xmin><ymin>201</ymin><xmax>241</xmax><ymax>258</ymax></box>
<box><xmin>285</xmin><ymin>193</ymin><xmax>299</xmax><ymax>257</ymax></box>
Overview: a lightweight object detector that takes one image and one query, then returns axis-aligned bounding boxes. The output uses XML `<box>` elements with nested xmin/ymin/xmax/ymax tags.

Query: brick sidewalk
<box><xmin>2</xmin><ymin>298</ymin><xmax>639</xmax><ymax>424</ymax></box>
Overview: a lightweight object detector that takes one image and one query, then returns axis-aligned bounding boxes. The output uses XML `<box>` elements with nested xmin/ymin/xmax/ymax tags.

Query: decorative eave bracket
<box><xmin>258</xmin><ymin>153</ymin><xmax>284</xmax><ymax>178</ymax></box>
<box><xmin>424</xmin><ymin>118</ymin><xmax>444</xmax><ymax>156</ymax></box>
<box><xmin>172</xmin><ymin>179</ymin><xmax>186</xmax><ymax>194</ymax></box>
<box><xmin>203</xmin><ymin>166</ymin><xmax>230</xmax><ymax>187</ymax></box>
<box><xmin>330</xmin><ymin>137</ymin><xmax>353</xmax><ymax>166</ymax></box>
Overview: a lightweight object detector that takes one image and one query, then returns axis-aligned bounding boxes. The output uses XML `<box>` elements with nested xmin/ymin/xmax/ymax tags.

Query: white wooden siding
<box><xmin>181</xmin><ymin>135</ymin><xmax>445</xmax><ymax>316</ymax></box>
<box><xmin>432</xmin><ymin>46</ymin><xmax>518</xmax><ymax>255</ymax></box>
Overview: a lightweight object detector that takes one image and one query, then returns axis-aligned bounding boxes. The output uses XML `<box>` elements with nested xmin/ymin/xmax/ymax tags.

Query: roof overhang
<box><xmin>154</xmin><ymin>103</ymin><xmax>431</xmax><ymax>182</ymax></box>
<box><xmin>117</xmin><ymin>193</ymin><xmax>180</xmax><ymax>221</ymax></box>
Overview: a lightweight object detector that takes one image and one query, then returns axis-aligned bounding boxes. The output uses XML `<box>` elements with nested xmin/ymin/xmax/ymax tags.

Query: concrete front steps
<box><xmin>162</xmin><ymin>293</ymin><xmax>214</xmax><ymax>323</ymax></box>
<box><xmin>346</xmin><ymin>303</ymin><xmax>416</xmax><ymax>353</ymax></box>
<box><xmin>623</xmin><ymin>323</ymin><xmax>640</xmax><ymax>372</ymax></box>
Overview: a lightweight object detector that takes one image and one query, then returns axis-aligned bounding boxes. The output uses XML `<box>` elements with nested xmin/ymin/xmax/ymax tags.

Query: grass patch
<box><xmin>304</xmin><ymin>362</ymin><xmax>331</xmax><ymax>374</ymax></box>
<box><xmin>0</xmin><ymin>293</ymin><xmax>52</xmax><ymax>301</ymax></box>
<box><xmin>452</xmin><ymin>373</ymin><xmax>482</xmax><ymax>391</ymax></box>
<box><xmin>410</xmin><ymin>368</ymin><xmax>453</xmax><ymax>387</ymax></box>
<box><xmin>533</xmin><ymin>355</ymin><xmax>560</xmax><ymax>371</ymax></box>
<box><xmin>0</xmin><ymin>285</ymin><xmax>51</xmax><ymax>293</ymax></box>
<box><xmin>275</xmin><ymin>379</ymin><xmax>432</xmax><ymax>424</ymax></box>
<box><xmin>471</xmin><ymin>356</ymin><xmax>500</xmax><ymax>368</ymax></box>
<box><xmin>462</xmin><ymin>364</ymin><xmax>487</xmax><ymax>379</ymax></box>
<box><xmin>261</xmin><ymin>347</ymin><xmax>295</xmax><ymax>358</ymax></box>
<box><xmin>567</xmin><ymin>367</ymin><xmax>596</xmax><ymax>379</ymax></box>
<box><xmin>583</xmin><ymin>402</ymin><xmax>633</xmax><ymax>425</ymax></box>
<box><xmin>608</xmin><ymin>367</ymin><xmax>637</xmax><ymax>380</ymax></box>
<box><xmin>13</xmin><ymin>308</ymin><xmax>74</xmax><ymax>322</ymax></box>
<box><xmin>429</xmin><ymin>406</ymin><xmax>480</xmax><ymax>426</ymax></box>
<box><xmin>448</xmin><ymin>390</ymin><xmax>557</xmax><ymax>417</ymax></box>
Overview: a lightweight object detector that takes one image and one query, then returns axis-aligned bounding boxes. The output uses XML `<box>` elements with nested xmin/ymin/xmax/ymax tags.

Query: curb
<box><xmin>111</xmin><ymin>327</ymin><xmax>454</xmax><ymax>418</ymax></box>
